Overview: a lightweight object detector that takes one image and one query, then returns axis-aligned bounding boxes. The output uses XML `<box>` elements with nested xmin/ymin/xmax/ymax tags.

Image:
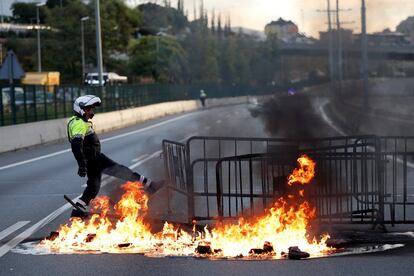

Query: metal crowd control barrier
<box><xmin>162</xmin><ymin>136</ymin><xmax>414</xmax><ymax>227</ymax></box>
<box><xmin>162</xmin><ymin>139</ymin><xmax>190</xmax><ymax>217</ymax></box>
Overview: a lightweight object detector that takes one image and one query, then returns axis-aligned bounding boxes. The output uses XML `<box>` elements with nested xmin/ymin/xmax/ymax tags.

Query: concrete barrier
<box><xmin>0</xmin><ymin>96</ymin><xmax>248</xmax><ymax>153</ymax></box>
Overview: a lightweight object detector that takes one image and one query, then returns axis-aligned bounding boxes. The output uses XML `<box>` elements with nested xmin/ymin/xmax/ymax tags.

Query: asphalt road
<box><xmin>0</xmin><ymin>102</ymin><xmax>414</xmax><ymax>276</ymax></box>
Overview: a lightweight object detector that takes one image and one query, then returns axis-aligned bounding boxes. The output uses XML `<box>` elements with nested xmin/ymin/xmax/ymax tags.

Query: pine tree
<box><xmin>163</xmin><ymin>0</ymin><xmax>171</xmax><ymax>7</ymax></box>
<box><xmin>203</xmin><ymin>10</ymin><xmax>208</xmax><ymax>28</ymax></box>
<box><xmin>224</xmin><ymin>14</ymin><xmax>231</xmax><ymax>36</ymax></box>
<box><xmin>177</xmin><ymin>0</ymin><xmax>184</xmax><ymax>14</ymax></box>
<box><xmin>193</xmin><ymin>0</ymin><xmax>197</xmax><ymax>21</ymax></box>
<box><xmin>217</xmin><ymin>13</ymin><xmax>222</xmax><ymax>35</ymax></box>
<box><xmin>211</xmin><ymin>9</ymin><xmax>215</xmax><ymax>34</ymax></box>
<box><xmin>199</xmin><ymin>0</ymin><xmax>204</xmax><ymax>21</ymax></box>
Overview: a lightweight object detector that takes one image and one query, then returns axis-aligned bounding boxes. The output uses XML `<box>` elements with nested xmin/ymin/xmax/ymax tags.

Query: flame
<box><xmin>288</xmin><ymin>154</ymin><xmax>315</xmax><ymax>186</ymax></box>
<box><xmin>40</xmin><ymin>155</ymin><xmax>332</xmax><ymax>258</ymax></box>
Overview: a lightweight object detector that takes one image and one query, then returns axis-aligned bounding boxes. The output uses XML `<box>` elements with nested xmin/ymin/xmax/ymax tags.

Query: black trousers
<box><xmin>80</xmin><ymin>153</ymin><xmax>142</xmax><ymax>205</ymax></box>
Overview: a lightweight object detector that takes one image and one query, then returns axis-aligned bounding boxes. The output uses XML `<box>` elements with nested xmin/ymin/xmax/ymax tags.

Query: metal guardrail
<box><xmin>163</xmin><ymin>135</ymin><xmax>414</xmax><ymax>227</ymax></box>
<box><xmin>0</xmin><ymin>83</ymin><xmax>276</xmax><ymax>127</ymax></box>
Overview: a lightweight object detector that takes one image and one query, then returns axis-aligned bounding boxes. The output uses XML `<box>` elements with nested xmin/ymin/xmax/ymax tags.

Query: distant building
<box><xmin>319</xmin><ymin>29</ymin><xmax>354</xmax><ymax>47</ymax></box>
<box><xmin>264</xmin><ymin>17</ymin><xmax>299</xmax><ymax>40</ymax></box>
<box><xmin>354</xmin><ymin>29</ymin><xmax>410</xmax><ymax>47</ymax></box>
<box><xmin>290</xmin><ymin>33</ymin><xmax>316</xmax><ymax>44</ymax></box>
<box><xmin>264</xmin><ymin>17</ymin><xmax>314</xmax><ymax>44</ymax></box>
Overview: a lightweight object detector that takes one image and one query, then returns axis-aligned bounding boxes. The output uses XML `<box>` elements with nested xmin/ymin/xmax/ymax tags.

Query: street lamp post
<box><xmin>81</xmin><ymin>16</ymin><xmax>90</xmax><ymax>83</ymax></box>
<box><xmin>36</xmin><ymin>2</ymin><xmax>45</xmax><ymax>72</ymax></box>
<box><xmin>95</xmin><ymin>0</ymin><xmax>104</xmax><ymax>86</ymax></box>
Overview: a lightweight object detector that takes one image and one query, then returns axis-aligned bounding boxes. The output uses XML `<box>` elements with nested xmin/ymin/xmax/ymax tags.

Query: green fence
<box><xmin>0</xmin><ymin>81</ymin><xmax>323</xmax><ymax>127</ymax></box>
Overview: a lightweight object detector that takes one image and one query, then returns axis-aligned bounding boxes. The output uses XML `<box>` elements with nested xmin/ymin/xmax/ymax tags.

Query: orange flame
<box><xmin>288</xmin><ymin>155</ymin><xmax>315</xmax><ymax>186</ymax></box>
<box><xmin>40</xmin><ymin>155</ymin><xmax>331</xmax><ymax>258</ymax></box>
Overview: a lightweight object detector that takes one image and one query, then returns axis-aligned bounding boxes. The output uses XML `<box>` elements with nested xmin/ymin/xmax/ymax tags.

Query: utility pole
<box><xmin>327</xmin><ymin>0</ymin><xmax>335</xmax><ymax>84</ymax></box>
<box><xmin>317</xmin><ymin>1</ymin><xmax>352</xmax><ymax>88</ymax></box>
<box><xmin>317</xmin><ymin>1</ymin><xmax>334</xmax><ymax>87</ymax></box>
<box><xmin>336</xmin><ymin>0</ymin><xmax>343</xmax><ymax>83</ymax></box>
<box><xmin>36</xmin><ymin>3</ymin><xmax>45</xmax><ymax>72</ymax></box>
<box><xmin>0</xmin><ymin>0</ymin><xmax>4</xmax><ymax>24</ymax></box>
<box><xmin>81</xmin><ymin>16</ymin><xmax>90</xmax><ymax>83</ymax></box>
<box><xmin>361</xmin><ymin>0</ymin><xmax>368</xmax><ymax>107</ymax></box>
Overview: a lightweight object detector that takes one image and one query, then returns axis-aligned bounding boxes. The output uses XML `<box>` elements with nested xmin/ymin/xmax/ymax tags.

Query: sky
<box><xmin>179</xmin><ymin>0</ymin><xmax>414</xmax><ymax>37</ymax></box>
<box><xmin>3</xmin><ymin>0</ymin><xmax>414</xmax><ymax>38</ymax></box>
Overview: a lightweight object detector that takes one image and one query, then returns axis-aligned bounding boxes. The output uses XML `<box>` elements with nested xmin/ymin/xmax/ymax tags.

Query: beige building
<box><xmin>264</xmin><ymin>17</ymin><xmax>299</xmax><ymax>40</ymax></box>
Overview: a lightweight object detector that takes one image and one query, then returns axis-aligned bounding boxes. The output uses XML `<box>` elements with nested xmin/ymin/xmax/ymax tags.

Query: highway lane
<box><xmin>1</xmin><ymin>101</ymin><xmax>414</xmax><ymax>275</ymax></box>
<box><xmin>0</xmin><ymin>104</ymin><xmax>267</xmax><ymax>259</ymax></box>
<box><xmin>2</xmin><ymin>249</ymin><xmax>414</xmax><ymax>276</ymax></box>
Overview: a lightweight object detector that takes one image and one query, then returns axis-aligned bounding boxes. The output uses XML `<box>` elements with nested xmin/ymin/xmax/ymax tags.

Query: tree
<box><xmin>99</xmin><ymin>0</ymin><xmax>141</xmax><ymax>54</ymax></box>
<box><xmin>46</xmin><ymin>0</ymin><xmax>70</xmax><ymax>9</ymax></box>
<box><xmin>11</xmin><ymin>2</ymin><xmax>47</xmax><ymax>24</ymax></box>
<box><xmin>40</xmin><ymin>0</ymin><xmax>141</xmax><ymax>83</ymax></box>
<box><xmin>397</xmin><ymin>16</ymin><xmax>414</xmax><ymax>45</ymax></box>
<box><xmin>129</xmin><ymin>36</ymin><xmax>188</xmax><ymax>83</ymax></box>
<box><xmin>7</xmin><ymin>0</ymin><xmax>284</xmax><ymax>85</ymax></box>
<box><xmin>138</xmin><ymin>3</ymin><xmax>188</xmax><ymax>34</ymax></box>
<box><xmin>182</xmin><ymin>25</ymin><xmax>219</xmax><ymax>83</ymax></box>
<box><xmin>42</xmin><ymin>0</ymin><xmax>90</xmax><ymax>82</ymax></box>
<box><xmin>5</xmin><ymin>37</ymin><xmax>37</xmax><ymax>71</ymax></box>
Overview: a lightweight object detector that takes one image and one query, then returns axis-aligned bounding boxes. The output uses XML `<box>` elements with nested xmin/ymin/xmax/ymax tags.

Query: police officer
<box><xmin>68</xmin><ymin>95</ymin><xmax>162</xmax><ymax>217</ymax></box>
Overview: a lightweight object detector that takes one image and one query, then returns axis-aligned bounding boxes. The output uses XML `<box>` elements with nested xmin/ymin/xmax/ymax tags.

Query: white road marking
<box><xmin>0</xmin><ymin>221</ymin><xmax>30</xmax><ymax>242</ymax></box>
<box><xmin>319</xmin><ymin>98</ymin><xmax>414</xmax><ymax>169</ymax></box>
<box><xmin>0</xmin><ymin>149</ymin><xmax>71</xmax><ymax>172</ymax></box>
<box><xmin>131</xmin><ymin>154</ymin><xmax>149</xmax><ymax>163</ymax></box>
<box><xmin>216</xmin><ymin>120</ymin><xmax>222</xmax><ymax>124</ymax></box>
<box><xmin>0</xmin><ymin>113</ymin><xmax>193</xmax><ymax>171</ymax></box>
<box><xmin>0</xmin><ymin>146</ymin><xmax>163</xmax><ymax>258</ymax></box>
<box><xmin>0</xmin><ymin>130</ymin><xmax>199</xmax><ymax>257</ymax></box>
<box><xmin>129</xmin><ymin>151</ymin><xmax>161</xmax><ymax>170</ymax></box>
<box><xmin>0</xmin><ymin>204</ymin><xmax>71</xmax><ymax>258</ymax></box>
<box><xmin>101</xmin><ymin>113</ymin><xmax>192</xmax><ymax>143</ymax></box>
<box><xmin>319</xmin><ymin>99</ymin><xmax>346</xmax><ymax>136</ymax></box>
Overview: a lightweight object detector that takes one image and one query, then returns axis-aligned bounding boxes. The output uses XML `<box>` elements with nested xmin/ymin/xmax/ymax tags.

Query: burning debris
<box><xmin>286</xmin><ymin>246</ymin><xmax>311</xmax><ymax>260</ymax></box>
<box><xmin>39</xmin><ymin>155</ymin><xmax>333</xmax><ymax>259</ymax></box>
<box><xmin>195</xmin><ymin>242</ymin><xmax>213</xmax><ymax>255</ymax></box>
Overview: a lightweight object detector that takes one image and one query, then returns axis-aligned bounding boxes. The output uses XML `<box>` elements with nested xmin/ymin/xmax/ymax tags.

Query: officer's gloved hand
<box><xmin>78</xmin><ymin>166</ymin><xmax>87</xmax><ymax>177</ymax></box>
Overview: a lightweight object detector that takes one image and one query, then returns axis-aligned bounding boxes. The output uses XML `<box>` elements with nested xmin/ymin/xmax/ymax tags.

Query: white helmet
<box><xmin>73</xmin><ymin>95</ymin><xmax>101</xmax><ymax>116</ymax></box>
